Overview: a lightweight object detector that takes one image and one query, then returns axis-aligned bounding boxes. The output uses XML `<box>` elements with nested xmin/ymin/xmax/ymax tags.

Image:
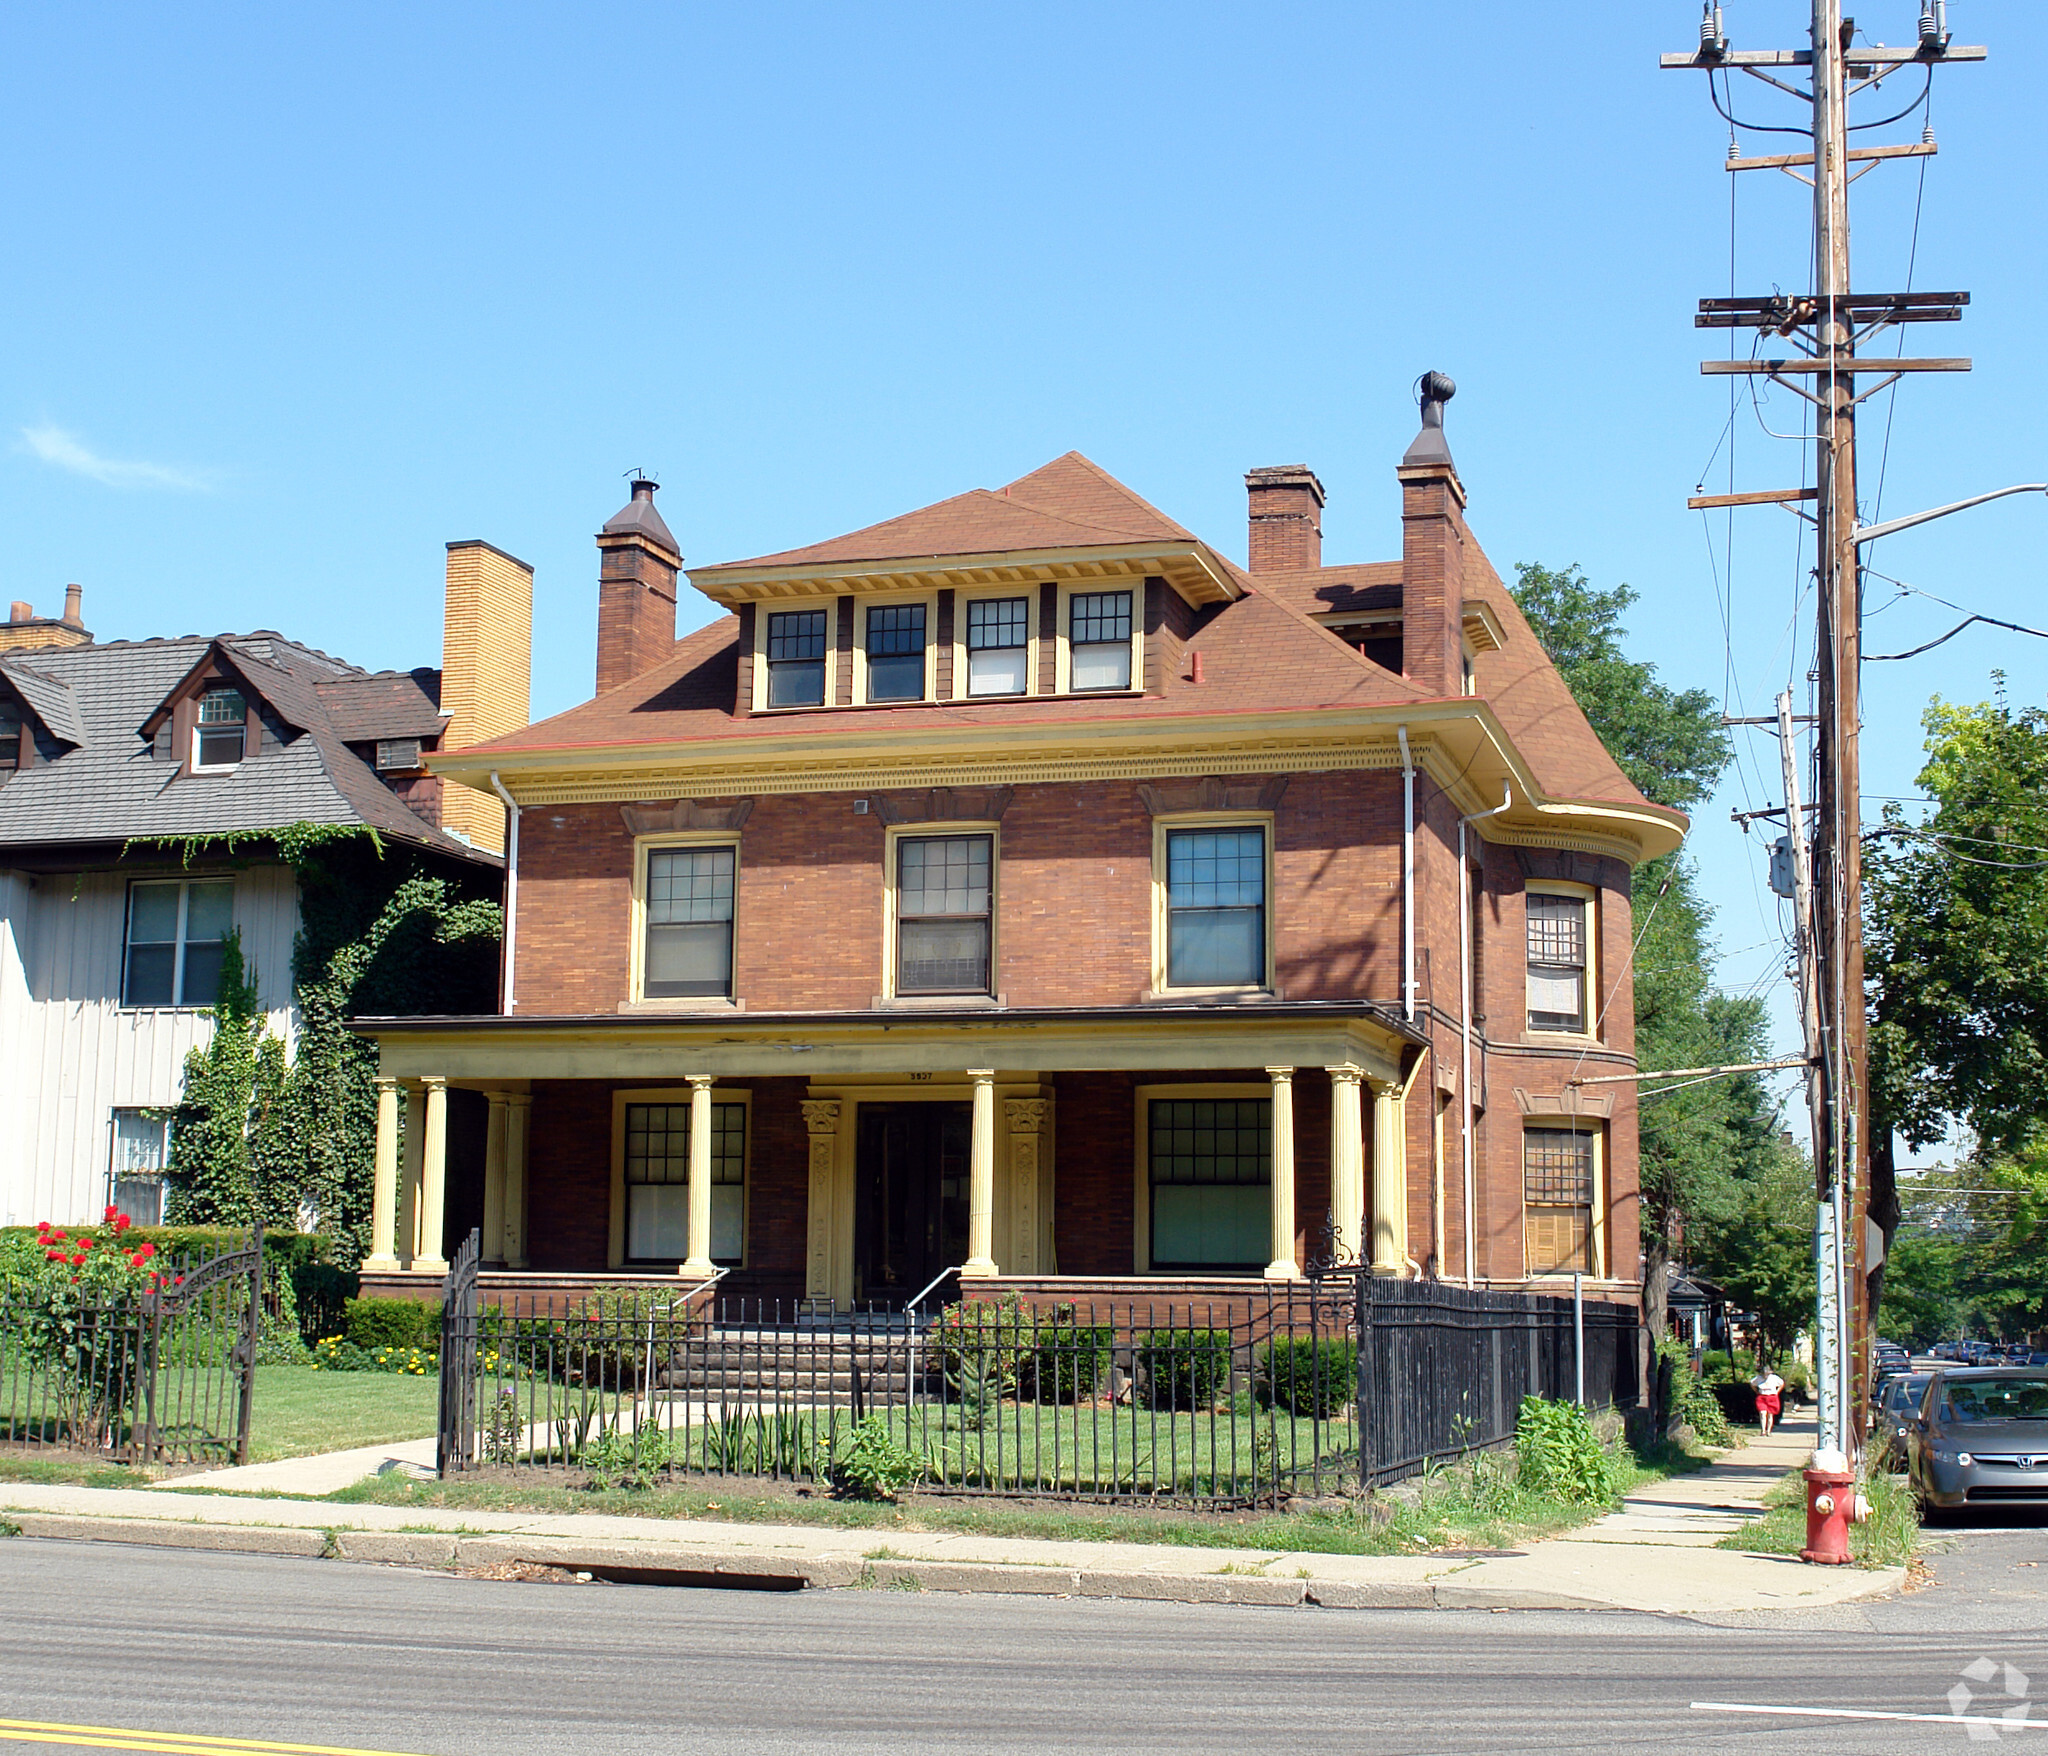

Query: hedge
<box><xmin>1136</xmin><ymin>1328</ymin><xmax>1234</xmax><ymax>1409</ymax></box>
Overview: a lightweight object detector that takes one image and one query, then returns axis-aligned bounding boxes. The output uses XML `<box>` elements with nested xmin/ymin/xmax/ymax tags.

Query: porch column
<box><xmin>363</xmin><ymin>1077</ymin><xmax>403</xmax><ymax>1273</ymax></box>
<box><xmin>1327</xmin><ymin>1064</ymin><xmax>1365</xmax><ymax>1267</ymax></box>
<box><xmin>503</xmin><ymin>1094</ymin><xmax>531</xmax><ymax>1269</ymax></box>
<box><xmin>682</xmin><ymin>1075</ymin><xmax>717</xmax><ymax>1279</ymax></box>
<box><xmin>399</xmin><ymin>1080</ymin><xmax>425</xmax><ymax>1266</ymax></box>
<box><xmin>1005</xmin><ymin>1098</ymin><xmax>1049</xmax><ymax>1276</ymax></box>
<box><xmin>1370</xmin><ymin>1076</ymin><xmax>1409</xmax><ymax>1275</ymax></box>
<box><xmin>801</xmin><ymin>1100</ymin><xmax>842</xmax><ymax>1299</ymax></box>
<box><xmin>1264</xmin><ymin>1067</ymin><xmax>1300</xmax><ymax>1281</ymax></box>
<box><xmin>415</xmin><ymin>1076</ymin><xmax>450</xmax><ymax>1275</ymax></box>
<box><xmin>963</xmin><ymin>1068</ymin><xmax>998</xmax><ymax>1278</ymax></box>
<box><xmin>482</xmin><ymin>1091</ymin><xmax>509</xmax><ymax>1263</ymax></box>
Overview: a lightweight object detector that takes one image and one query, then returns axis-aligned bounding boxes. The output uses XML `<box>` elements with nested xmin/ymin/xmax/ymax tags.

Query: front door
<box><xmin>854</xmin><ymin>1103</ymin><xmax>971</xmax><ymax>1306</ymax></box>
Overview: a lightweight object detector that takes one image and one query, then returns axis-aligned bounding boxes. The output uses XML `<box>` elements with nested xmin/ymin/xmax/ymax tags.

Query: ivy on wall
<box><xmin>161</xmin><ymin>828</ymin><xmax>501</xmax><ymax>1266</ymax></box>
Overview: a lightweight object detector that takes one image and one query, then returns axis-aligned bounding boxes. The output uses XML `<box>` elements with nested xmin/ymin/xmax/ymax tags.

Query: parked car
<box><xmin>1872</xmin><ymin>1372</ymin><xmax>1932</xmax><ymax>1472</ymax></box>
<box><xmin>1907</xmin><ymin>1368</ymin><xmax>2048</xmax><ymax>1518</ymax></box>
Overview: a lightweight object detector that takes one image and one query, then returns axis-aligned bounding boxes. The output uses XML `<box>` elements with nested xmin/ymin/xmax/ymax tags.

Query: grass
<box><xmin>0</xmin><ymin>1454</ymin><xmax>149</xmax><ymax>1490</ymax></box>
<box><xmin>316</xmin><ymin>1432</ymin><xmax>1711</xmax><ymax>1559</ymax></box>
<box><xmin>244</xmin><ymin>1365</ymin><xmax>439</xmax><ymax>1463</ymax></box>
<box><xmin>1715</xmin><ymin>1466</ymin><xmax>1920</xmax><ymax>1569</ymax></box>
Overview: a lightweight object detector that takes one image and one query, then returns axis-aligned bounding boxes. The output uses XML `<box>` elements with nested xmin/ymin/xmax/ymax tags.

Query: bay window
<box><xmin>1526</xmin><ymin>891</ymin><xmax>1590</xmax><ymax>1033</ymax></box>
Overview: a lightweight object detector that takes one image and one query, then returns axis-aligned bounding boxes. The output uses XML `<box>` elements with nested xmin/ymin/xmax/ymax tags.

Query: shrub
<box><xmin>312</xmin><ymin>1336</ymin><xmax>434</xmax><ymax>1374</ymax></box>
<box><xmin>344</xmin><ymin>1296</ymin><xmax>440</xmax><ymax>1354</ymax></box>
<box><xmin>1136</xmin><ymin>1328</ymin><xmax>1233</xmax><ymax>1409</ymax></box>
<box><xmin>928</xmin><ymin>1294</ymin><xmax>1039</xmax><ymax>1402</ymax></box>
<box><xmin>831</xmin><ymin>1413</ymin><xmax>923</xmax><ymax>1500</ymax></box>
<box><xmin>1657</xmin><ymin>1335</ymin><xmax>1734</xmax><ymax>1444</ymax></box>
<box><xmin>1031</xmin><ymin>1324</ymin><xmax>1113</xmax><ymax>1403</ymax></box>
<box><xmin>1257</xmin><ymin>1336</ymin><xmax>1358</xmax><ymax>1419</ymax></box>
<box><xmin>1514</xmin><ymin>1396</ymin><xmax>1621</xmax><ymax>1504</ymax></box>
<box><xmin>584</xmin><ymin>1422</ymin><xmax>671</xmax><ymax>1491</ymax></box>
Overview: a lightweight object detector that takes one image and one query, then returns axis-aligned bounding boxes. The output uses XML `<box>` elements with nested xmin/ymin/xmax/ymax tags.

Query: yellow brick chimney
<box><xmin>0</xmin><ymin>585</ymin><xmax>92</xmax><ymax>652</ymax></box>
<box><xmin>439</xmin><ymin>541</ymin><xmax>533</xmax><ymax>854</ymax></box>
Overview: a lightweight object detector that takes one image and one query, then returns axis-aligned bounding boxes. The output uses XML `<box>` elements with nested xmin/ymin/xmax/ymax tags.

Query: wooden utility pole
<box><xmin>1666</xmin><ymin>4</ymin><xmax>1982</xmax><ymax>1458</ymax></box>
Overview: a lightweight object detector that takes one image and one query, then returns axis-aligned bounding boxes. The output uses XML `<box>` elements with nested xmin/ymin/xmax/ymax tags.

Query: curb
<box><xmin>0</xmin><ymin>1512</ymin><xmax>1904</xmax><ymax>1615</ymax></box>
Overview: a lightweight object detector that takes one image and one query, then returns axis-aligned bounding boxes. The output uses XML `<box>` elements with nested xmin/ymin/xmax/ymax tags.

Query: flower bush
<box><xmin>310</xmin><ymin>1336</ymin><xmax>435</xmax><ymax>1375</ymax></box>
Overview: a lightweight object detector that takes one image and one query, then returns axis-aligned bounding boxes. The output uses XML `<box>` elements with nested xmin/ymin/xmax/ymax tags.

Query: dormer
<box><xmin>0</xmin><ymin>660</ymin><xmax>85</xmax><ymax>781</ymax></box>
<box><xmin>683</xmin><ymin>452</ymin><xmax>1240</xmax><ymax>716</ymax></box>
<box><xmin>139</xmin><ymin>643</ymin><xmax>296</xmax><ymax>774</ymax></box>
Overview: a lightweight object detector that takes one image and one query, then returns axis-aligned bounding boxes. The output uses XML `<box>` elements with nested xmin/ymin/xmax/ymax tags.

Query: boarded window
<box><xmin>1523</xmin><ymin>1127</ymin><xmax>1595</xmax><ymax>1275</ymax></box>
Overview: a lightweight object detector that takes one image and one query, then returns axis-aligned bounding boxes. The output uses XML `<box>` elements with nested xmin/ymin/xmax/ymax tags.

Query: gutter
<box><xmin>1459</xmin><ymin>783</ymin><xmax>1513</xmax><ymax>1284</ymax></box>
<box><xmin>1396</xmin><ymin>727</ymin><xmax>1415</xmax><ymax>1021</ymax></box>
<box><xmin>488</xmin><ymin>772</ymin><xmax>519</xmax><ymax>1014</ymax></box>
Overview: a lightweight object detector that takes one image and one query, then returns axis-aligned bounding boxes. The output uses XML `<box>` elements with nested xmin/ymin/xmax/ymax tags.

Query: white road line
<box><xmin>1694</xmin><ymin>1701</ymin><xmax>2045</xmax><ymax>1731</ymax></box>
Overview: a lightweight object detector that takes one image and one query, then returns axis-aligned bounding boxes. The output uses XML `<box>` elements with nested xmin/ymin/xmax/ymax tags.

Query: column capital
<box><xmin>374</xmin><ymin>1075</ymin><xmax>405</xmax><ymax>1096</ymax></box>
<box><xmin>686</xmin><ymin>1073</ymin><xmax>716</xmax><ymax>1093</ymax></box>
<box><xmin>1004</xmin><ymin>1097</ymin><xmax>1049</xmax><ymax>1132</ymax></box>
<box><xmin>506</xmin><ymin>1092</ymin><xmax>533</xmax><ymax>1112</ymax></box>
<box><xmin>800</xmin><ymin>1099</ymin><xmax>843</xmax><ymax>1136</ymax></box>
<box><xmin>1325</xmin><ymin>1062</ymin><xmax>1365</xmax><ymax>1087</ymax></box>
<box><xmin>1265</xmin><ymin>1065</ymin><xmax>1296</xmax><ymax>1084</ymax></box>
<box><xmin>966</xmin><ymin>1067</ymin><xmax>997</xmax><ymax>1085</ymax></box>
<box><xmin>420</xmin><ymin>1074</ymin><xmax>449</xmax><ymax>1093</ymax></box>
<box><xmin>485</xmin><ymin>1088</ymin><xmax>510</xmax><ymax>1109</ymax></box>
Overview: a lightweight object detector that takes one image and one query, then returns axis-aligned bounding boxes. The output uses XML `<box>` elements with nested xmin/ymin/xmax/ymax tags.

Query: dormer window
<box><xmin>0</xmin><ymin>707</ymin><xmax>19</xmax><ymax>773</ymax></box>
<box><xmin>865</xmin><ymin>603</ymin><xmax>927</xmax><ymax>703</ymax></box>
<box><xmin>1069</xmin><ymin>591</ymin><xmax>1133</xmax><ymax>691</ymax></box>
<box><xmin>966</xmin><ymin>597</ymin><xmax>1030</xmax><ymax>697</ymax></box>
<box><xmin>194</xmin><ymin>690</ymin><xmax>247</xmax><ymax>770</ymax></box>
<box><xmin>765</xmin><ymin>610</ymin><xmax>828</xmax><ymax>708</ymax></box>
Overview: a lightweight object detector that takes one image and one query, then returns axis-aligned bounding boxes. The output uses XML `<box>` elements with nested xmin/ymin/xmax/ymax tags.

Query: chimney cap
<box><xmin>1243</xmin><ymin>464</ymin><xmax>1326</xmax><ymax>506</ymax></box>
<box><xmin>62</xmin><ymin>583</ymin><xmax>83</xmax><ymax>627</ymax></box>
<box><xmin>601</xmin><ymin>473</ymin><xmax>680</xmax><ymax>555</ymax></box>
<box><xmin>1400</xmin><ymin>370</ymin><xmax>1459</xmax><ymax>471</ymax></box>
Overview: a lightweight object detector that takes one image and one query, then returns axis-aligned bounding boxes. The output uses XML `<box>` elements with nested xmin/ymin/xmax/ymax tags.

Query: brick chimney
<box><xmin>595</xmin><ymin>477</ymin><xmax>680</xmax><ymax>695</ymax></box>
<box><xmin>1396</xmin><ymin>372</ymin><xmax>1468</xmax><ymax>698</ymax></box>
<box><xmin>1244</xmin><ymin>466</ymin><xmax>1325</xmax><ymax>573</ymax></box>
<box><xmin>0</xmin><ymin>589</ymin><xmax>92</xmax><ymax>653</ymax></box>
<box><xmin>441</xmin><ymin>540</ymin><xmax>534</xmax><ymax>855</ymax></box>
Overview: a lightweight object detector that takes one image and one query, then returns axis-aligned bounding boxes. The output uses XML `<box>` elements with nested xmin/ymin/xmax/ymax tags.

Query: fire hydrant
<box><xmin>1800</xmin><ymin>1451</ymin><xmax>1864</xmax><ymax>1565</ymax></box>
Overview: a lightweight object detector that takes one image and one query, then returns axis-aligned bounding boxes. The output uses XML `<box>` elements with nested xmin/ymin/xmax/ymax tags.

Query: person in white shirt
<box><xmin>1751</xmin><ymin>1366</ymin><xmax>1786</xmax><ymax>1435</ymax></box>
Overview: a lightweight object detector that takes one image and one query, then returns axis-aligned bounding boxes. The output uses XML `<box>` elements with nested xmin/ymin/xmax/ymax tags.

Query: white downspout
<box><xmin>1396</xmin><ymin>727</ymin><xmax>1415</xmax><ymax>1021</ymax></box>
<box><xmin>1459</xmin><ymin>783</ymin><xmax>1513</xmax><ymax>1285</ymax></box>
<box><xmin>488</xmin><ymin>772</ymin><xmax>519</xmax><ymax>1015</ymax></box>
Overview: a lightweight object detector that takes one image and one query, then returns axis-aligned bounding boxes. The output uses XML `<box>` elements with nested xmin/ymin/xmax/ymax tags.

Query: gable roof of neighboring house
<box><xmin>0</xmin><ymin>633</ymin><xmax>485</xmax><ymax>859</ymax></box>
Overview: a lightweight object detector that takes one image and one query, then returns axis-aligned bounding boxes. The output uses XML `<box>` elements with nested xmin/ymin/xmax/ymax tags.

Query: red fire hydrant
<box><xmin>1800</xmin><ymin>1461</ymin><xmax>1857</xmax><ymax>1565</ymax></box>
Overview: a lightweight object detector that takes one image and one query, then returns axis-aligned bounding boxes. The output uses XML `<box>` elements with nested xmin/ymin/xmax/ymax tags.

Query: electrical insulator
<box><xmin>1920</xmin><ymin>3</ymin><xmax>1949</xmax><ymax>51</ymax></box>
<box><xmin>1701</xmin><ymin>5</ymin><xmax>1728</xmax><ymax>56</ymax></box>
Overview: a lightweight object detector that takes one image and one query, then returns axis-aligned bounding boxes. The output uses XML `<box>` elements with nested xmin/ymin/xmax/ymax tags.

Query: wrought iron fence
<box><xmin>0</xmin><ymin>1229</ymin><xmax>262</xmax><ymax>1469</ymax></box>
<box><xmin>436</xmin><ymin>1238</ymin><xmax>1361</xmax><ymax>1506</ymax></box>
<box><xmin>1355</xmin><ymin>1276</ymin><xmax>1640</xmax><ymax>1486</ymax></box>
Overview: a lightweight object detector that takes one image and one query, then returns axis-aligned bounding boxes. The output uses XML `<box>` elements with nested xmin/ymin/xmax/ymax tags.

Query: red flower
<box><xmin>133</xmin><ymin>1242</ymin><xmax>154</xmax><ymax>1260</ymax></box>
<box><xmin>69</xmin><ymin>1253</ymin><xmax>86</xmax><ymax>1267</ymax></box>
<box><xmin>45</xmin><ymin>1248</ymin><xmax>64</xmax><ymax>1261</ymax></box>
<box><xmin>104</xmin><ymin>1205</ymin><xmax>120</xmax><ymax>1222</ymax></box>
<box><xmin>50</xmin><ymin>1230</ymin><xmax>66</xmax><ymax>1242</ymax></box>
<box><xmin>35</xmin><ymin>1220</ymin><xmax>50</xmax><ymax>1234</ymax></box>
<box><xmin>113</xmin><ymin>1213</ymin><xmax>132</xmax><ymax>1234</ymax></box>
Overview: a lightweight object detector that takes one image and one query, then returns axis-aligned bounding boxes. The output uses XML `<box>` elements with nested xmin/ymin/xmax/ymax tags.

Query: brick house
<box><xmin>360</xmin><ymin>381</ymin><xmax>1682</xmax><ymax>1306</ymax></box>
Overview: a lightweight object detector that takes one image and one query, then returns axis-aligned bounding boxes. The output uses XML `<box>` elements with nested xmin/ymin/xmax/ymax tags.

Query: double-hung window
<box><xmin>194</xmin><ymin>690</ymin><xmax>248</xmax><ymax>769</ymax></box>
<box><xmin>1164</xmin><ymin>826</ymin><xmax>1267</xmax><ymax>989</ymax></box>
<box><xmin>896</xmin><ymin>834</ymin><xmax>992</xmax><ymax>995</ymax></box>
<box><xmin>766</xmin><ymin>610</ymin><xmax>828</xmax><ymax>707</ymax></box>
<box><xmin>124</xmin><ymin>878</ymin><xmax>235</xmax><ymax>1008</ymax></box>
<box><xmin>965</xmin><ymin>597</ymin><xmax>1030</xmax><ymax>697</ymax></box>
<box><xmin>623</xmin><ymin>1100</ymin><xmax>746</xmax><ymax>1263</ymax></box>
<box><xmin>643</xmin><ymin>845</ymin><xmax>736</xmax><ymax>998</ymax></box>
<box><xmin>1523</xmin><ymin>1126</ymin><xmax>1596</xmax><ymax>1275</ymax></box>
<box><xmin>1069</xmin><ymin>590</ymin><xmax>1133</xmax><ymax>691</ymax></box>
<box><xmin>1148</xmin><ymin>1097</ymin><xmax>1271</xmax><ymax>1269</ymax></box>
<box><xmin>865</xmin><ymin>603</ymin><xmax>927</xmax><ymax>702</ymax></box>
<box><xmin>1526</xmin><ymin>891</ymin><xmax>1590</xmax><ymax>1032</ymax></box>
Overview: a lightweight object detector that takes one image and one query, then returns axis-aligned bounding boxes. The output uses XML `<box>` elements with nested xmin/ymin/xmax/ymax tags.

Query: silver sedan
<box><xmin>1907</xmin><ymin>1367</ymin><xmax>2048</xmax><ymax>1517</ymax></box>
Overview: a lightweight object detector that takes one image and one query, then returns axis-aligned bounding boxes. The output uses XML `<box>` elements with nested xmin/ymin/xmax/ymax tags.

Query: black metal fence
<box><xmin>436</xmin><ymin>1242</ymin><xmax>1361</xmax><ymax>1506</ymax></box>
<box><xmin>0</xmin><ymin>1230</ymin><xmax>262</xmax><ymax>1469</ymax></box>
<box><xmin>1356</xmin><ymin>1276</ymin><xmax>1640</xmax><ymax>1486</ymax></box>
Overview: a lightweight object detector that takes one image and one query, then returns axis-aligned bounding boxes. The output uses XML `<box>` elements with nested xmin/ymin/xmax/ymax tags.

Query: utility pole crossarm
<box><xmin>1661</xmin><ymin>46</ymin><xmax>1984</xmax><ymax>69</ymax></box>
<box><xmin>1855</xmin><ymin>484</ymin><xmax>2048</xmax><ymax>545</ymax></box>
<box><xmin>1701</xmin><ymin>357</ymin><xmax>1969</xmax><ymax>375</ymax></box>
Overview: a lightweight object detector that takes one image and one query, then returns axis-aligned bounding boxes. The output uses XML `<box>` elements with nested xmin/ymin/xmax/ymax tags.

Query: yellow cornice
<box><xmin>687</xmin><ymin>541</ymin><xmax>1241</xmax><ymax>608</ymax></box>
<box><xmin>434</xmin><ymin>700</ymin><xmax>1686</xmax><ymax>864</ymax></box>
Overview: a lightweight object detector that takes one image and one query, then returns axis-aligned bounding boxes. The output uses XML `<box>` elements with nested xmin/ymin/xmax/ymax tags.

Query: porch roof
<box><xmin>355</xmin><ymin>999</ymin><xmax>1426</xmax><ymax>1087</ymax></box>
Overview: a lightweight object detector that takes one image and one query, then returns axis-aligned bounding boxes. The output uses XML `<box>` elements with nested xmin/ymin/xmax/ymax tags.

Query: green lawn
<box><xmin>245</xmin><ymin>1365</ymin><xmax>439</xmax><ymax>1463</ymax></box>
<box><xmin>1715</xmin><ymin>1465</ymin><xmax>1920</xmax><ymax>1569</ymax></box>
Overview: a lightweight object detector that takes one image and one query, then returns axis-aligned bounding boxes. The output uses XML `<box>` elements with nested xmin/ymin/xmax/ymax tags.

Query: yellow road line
<box><xmin>0</xmin><ymin>1723</ymin><xmax>429</xmax><ymax>1756</ymax></box>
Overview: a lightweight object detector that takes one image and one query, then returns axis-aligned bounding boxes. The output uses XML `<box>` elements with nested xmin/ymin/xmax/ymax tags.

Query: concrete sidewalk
<box><xmin>0</xmin><ymin>1413</ymin><xmax>1896</xmax><ymax>1617</ymax></box>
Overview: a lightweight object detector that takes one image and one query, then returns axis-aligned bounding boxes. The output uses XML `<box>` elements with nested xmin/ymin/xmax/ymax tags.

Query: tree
<box><xmin>1512</xmin><ymin>562</ymin><xmax>1778</xmax><ymax>1343</ymax></box>
<box><xmin>1866</xmin><ymin>686</ymin><xmax>2048</xmax><ymax>1327</ymax></box>
<box><xmin>1689</xmin><ymin>1141</ymin><xmax>1817</xmax><ymax>1364</ymax></box>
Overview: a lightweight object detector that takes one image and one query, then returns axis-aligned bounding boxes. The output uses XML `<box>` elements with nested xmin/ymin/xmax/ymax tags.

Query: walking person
<box><xmin>1751</xmin><ymin>1363</ymin><xmax>1785</xmax><ymax>1436</ymax></box>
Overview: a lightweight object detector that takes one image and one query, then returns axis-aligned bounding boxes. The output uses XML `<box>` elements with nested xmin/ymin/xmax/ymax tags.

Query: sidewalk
<box><xmin>0</xmin><ymin>1412</ymin><xmax>1896</xmax><ymax>1617</ymax></box>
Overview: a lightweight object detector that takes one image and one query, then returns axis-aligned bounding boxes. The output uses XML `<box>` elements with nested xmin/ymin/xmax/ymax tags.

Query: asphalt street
<box><xmin>2</xmin><ymin>1525</ymin><xmax>2045</xmax><ymax>1756</ymax></box>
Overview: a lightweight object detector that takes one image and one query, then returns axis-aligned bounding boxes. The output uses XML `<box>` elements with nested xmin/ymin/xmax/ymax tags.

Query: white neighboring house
<box><xmin>0</xmin><ymin>557</ymin><xmax>527</xmax><ymax>1229</ymax></box>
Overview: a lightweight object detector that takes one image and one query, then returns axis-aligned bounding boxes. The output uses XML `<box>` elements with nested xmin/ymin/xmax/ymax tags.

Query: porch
<box><xmin>355</xmin><ymin>1003</ymin><xmax>1429</xmax><ymax>1307</ymax></box>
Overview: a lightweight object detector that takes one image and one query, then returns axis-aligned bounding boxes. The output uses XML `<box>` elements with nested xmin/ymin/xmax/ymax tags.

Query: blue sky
<box><xmin>4</xmin><ymin>3</ymin><xmax>2042</xmax><ymax>1107</ymax></box>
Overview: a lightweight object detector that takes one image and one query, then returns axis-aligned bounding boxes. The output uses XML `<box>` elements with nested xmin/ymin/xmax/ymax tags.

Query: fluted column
<box><xmin>503</xmin><ymin>1094</ymin><xmax>531</xmax><ymax>1269</ymax></box>
<box><xmin>801</xmin><ymin>1100</ymin><xmax>842</xmax><ymax>1299</ymax></box>
<box><xmin>963</xmin><ymin>1068</ymin><xmax>998</xmax><ymax>1278</ymax></box>
<box><xmin>482</xmin><ymin>1091</ymin><xmax>509</xmax><ymax>1263</ymax></box>
<box><xmin>1264</xmin><ymin>1067</ymin><xmax>1300</xmax><ymax>1280</ymax></box>
<box><xmin>399</xmin><ymin>1080</ymin><xmax>425</xmax><ymax>1267</ymax></box>
<box><xmin>1370</xmin><ymin>1076</ymin><xmax>1409</xmax><ymax>1274</ymax></box>
<box><xmin>682</xmin><ymin>1075</ymin><xmax>717</xmax><ymax>1278</ymax></box>
<box><xmin>363</xmin><ymin>1077</ymin><xmax>403</xmax><ymax>1273</ymax></box>
<box><xmin>415</xmin><ymin>1076</ymin><xmax>450</xmax><ymax>1275</ymax></box>
<box><xmin>1327</xmin><ymin>1064</ymin><xmax>1366</xmax><ymax>1267</ymax></box>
